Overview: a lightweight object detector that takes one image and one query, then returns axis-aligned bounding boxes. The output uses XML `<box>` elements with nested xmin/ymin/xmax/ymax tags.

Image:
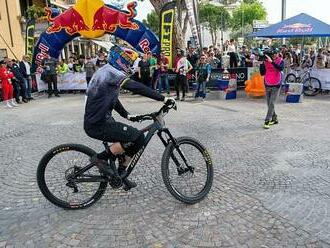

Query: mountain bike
<box><xmin>37</xmin><ymin>102</ymin><xmax>214</xmax><ymax>209</ymax></box>
<box><xmin>284</xmin><ymin>67</ymin><xmax>321</xmax><ymax>96</ymax></box>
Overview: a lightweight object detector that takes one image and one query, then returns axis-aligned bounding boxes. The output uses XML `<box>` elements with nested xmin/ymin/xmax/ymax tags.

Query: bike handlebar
<box><xmin>130</xmin><ymin>101</ymin><xmax>177</xmax><ymax>123</ymax></box>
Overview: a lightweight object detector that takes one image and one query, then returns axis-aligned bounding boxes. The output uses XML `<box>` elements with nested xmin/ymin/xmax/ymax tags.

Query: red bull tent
<box><xmin>252</xmin><ymin>13</ymin><xmax>330</xmax><ymax>38</ymax></box>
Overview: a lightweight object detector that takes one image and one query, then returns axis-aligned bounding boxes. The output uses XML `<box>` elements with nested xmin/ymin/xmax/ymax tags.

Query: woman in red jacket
<box><xmin>0</xmin><ymin>60</ymin><xmax>17</xmax><ymax>108</ymax></box>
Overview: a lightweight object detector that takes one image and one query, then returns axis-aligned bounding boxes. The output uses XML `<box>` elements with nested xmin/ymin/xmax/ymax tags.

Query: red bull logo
<box><xmin>45</xmin><ymin>1</ymin><xmax>139</xmax><ymax>36</ymax></box>
<box><xmin>45</xmin><ymin>7</ymin><xmax>89</xmax><ymax>35</ymax></box>
<box><xmin>92</xmin><ymin>2</ymin><xmax>139</xmax><ymax>33</ymax></box>
<box><xmin>277</xmin><ymin>22</ymin><xmax>313</xmax><ymax>33</ymax></box>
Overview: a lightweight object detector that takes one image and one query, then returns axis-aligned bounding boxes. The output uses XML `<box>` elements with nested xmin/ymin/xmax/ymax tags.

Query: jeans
<box><xmin>265</xmin><ymin>86</ymin><xmax>280</xmax><ymax>121</ymax></box>
<box><xmin>196</xmin><ymin>81</ymin><xmax>206</xmax><ymax>98</ymax></box>
<box><xmin>23</xmin><ymin>77</ymin><xmax>31</xmax><ymax>98</ymax></box>
<box><xmin>158</xmin><ymin>74</ymin><xmax>169</xmax><ymax>94</ymax></box>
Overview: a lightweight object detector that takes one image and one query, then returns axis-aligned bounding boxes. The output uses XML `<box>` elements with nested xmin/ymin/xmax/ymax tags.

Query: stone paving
<box><xmin>0</xmin><ymin>92</ymin><xmax>330</xmax><ymax>247</ymax></box>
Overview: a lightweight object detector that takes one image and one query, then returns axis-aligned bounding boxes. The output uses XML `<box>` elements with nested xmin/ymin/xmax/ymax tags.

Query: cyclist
<box><xmin>84</xmin><ymin>46</ymin><xmax>175</xmax><ymax>189</ymax></box>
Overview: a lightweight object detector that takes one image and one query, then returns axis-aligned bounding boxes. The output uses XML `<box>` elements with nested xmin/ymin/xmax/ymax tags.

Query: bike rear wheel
<box><xmin>161</xmin><ymin>137</ymin><xmax>213</xmax><ymax>204</ymax></box>
<box><xmin>37</xmin><ymin>144</ymin><xmax>108</xmax><ymax>209</ymax></box>
<box><xmin>303</xmin><ymin>77</ymin><xmax>321</xmax><ymax>96</ymax></box>
<box><xmin>285</xmin><ymin>73</ymin><xmax>297</xmax><ymax>83</ymax></box>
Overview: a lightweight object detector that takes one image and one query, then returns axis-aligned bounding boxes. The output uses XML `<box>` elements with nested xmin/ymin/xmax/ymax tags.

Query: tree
<box><xmin>230</xmin><ymin>2</ymin><xmax>267</xmax><ymax>31</ymax></box>
<box><xmin>142</xmin><ymin>10</ymin><xmax>160</xmax><ymax>36</ymax></box>
<box><xmin>199</xmin><ymin>3</ymin><xmax>230</xmax><ymax>46</ymax></box>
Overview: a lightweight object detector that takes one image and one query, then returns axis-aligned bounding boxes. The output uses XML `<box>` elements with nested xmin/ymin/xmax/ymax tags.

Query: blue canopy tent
<box><xmin>252</xmin><ymin>13</ymin><xmax>330</xmax><ymax>38</ymax></box>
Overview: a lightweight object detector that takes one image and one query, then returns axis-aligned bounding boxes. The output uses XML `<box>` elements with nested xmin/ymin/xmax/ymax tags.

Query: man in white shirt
<box><xmin>19</xmin><ymin>55</ymin><xmax>33</xmax><ymax>100</ymax></box>
<box><xmin>175</xmin><ymin>50</ymin><xmax>193</xmax><ymax>101</ymax></box>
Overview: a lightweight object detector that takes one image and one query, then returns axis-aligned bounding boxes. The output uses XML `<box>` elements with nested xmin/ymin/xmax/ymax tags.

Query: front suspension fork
<box><xmin>158</xmin><ymin>129</ymin><xmax>194</xmax><ymax>173</ymax></box>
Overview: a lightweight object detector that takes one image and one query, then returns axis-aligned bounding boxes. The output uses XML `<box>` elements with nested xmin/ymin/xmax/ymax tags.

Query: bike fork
<box><xmin>158</xmin><ymin>130</ymin><xmax>194</xmax><ymax>173</ymax></box>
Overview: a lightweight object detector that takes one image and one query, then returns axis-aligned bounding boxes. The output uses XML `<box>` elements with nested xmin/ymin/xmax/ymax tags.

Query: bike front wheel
<box><xmin>37</xmin><ymin>144</ymin><xmax>108</xmax><ymax>209</ymax></box>
<box><xmin>161</xmin><ymin>137</ymin><xmax>213</xmax><ymax>204</ymax></box>
<box><xmin>303</xmin><ymin>77</ymin><xmax>321</xmax><ymax>96</ymax></box>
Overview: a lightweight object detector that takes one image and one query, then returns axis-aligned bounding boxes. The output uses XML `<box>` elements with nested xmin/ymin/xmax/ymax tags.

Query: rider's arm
<box><xmin>272</xmin><ymin>60</ymin><xmax>284</xmax><ymax>71</ymax></box>
<box><xmin>114</xmin><ymin>99</ymin><xmax>129</xmax><ymax>118</ymax></box>
<box><xmin>121</xmin><ymin>78</ymin><xmax>165</xmax><ymax>102</ymax></box>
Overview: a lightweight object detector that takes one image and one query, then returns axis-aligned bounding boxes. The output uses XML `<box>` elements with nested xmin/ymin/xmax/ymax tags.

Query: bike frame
<box><xmin>72</xmin><ymin>107</ymin><xmax>191</xmax><ymax>183</ymax></box>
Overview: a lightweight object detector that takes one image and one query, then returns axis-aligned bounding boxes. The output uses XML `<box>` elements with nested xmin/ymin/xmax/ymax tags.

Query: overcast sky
<box><xmin>105</xmin><ymin>0</ymin><xmax>330</xmax><ymax>24</ymax></box>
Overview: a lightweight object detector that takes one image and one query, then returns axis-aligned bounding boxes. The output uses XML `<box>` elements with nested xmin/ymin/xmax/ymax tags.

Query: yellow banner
<box><xmin>160</xmin><ymin>2</ymin><xmax>175</xmax><ymax>69</ymax></box>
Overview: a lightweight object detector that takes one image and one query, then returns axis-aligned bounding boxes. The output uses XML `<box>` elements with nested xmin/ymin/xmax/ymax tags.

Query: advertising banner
<box><xmin>160</xmin><ymin>1</ymin><xmax>176</xmax><ymax>68</ymax></box>
<box><xmin>25</xmin><ymin>18</ymin><xmax>36</xmax><ymax>61</ymax></box>
<box><xmin>36</xmin><ymin>72</ymin><xmax>87</xmax><ymax>91</ymax></box>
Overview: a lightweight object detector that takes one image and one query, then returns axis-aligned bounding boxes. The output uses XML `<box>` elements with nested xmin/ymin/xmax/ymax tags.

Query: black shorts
<box><xmin>84</xmin><ymin>117</ymin><xmax>142</xmax><ymax>145</ymax></box>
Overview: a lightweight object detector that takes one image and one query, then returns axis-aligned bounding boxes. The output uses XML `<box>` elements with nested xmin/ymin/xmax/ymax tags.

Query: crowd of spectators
<box><xmin>2</xmin><ymin>41</ymin><xmax>329</xmax><ymax>108</ymax></box>
<box><xmin>0</xmin><ymin>56</ymin><xmax>34</xmax><ymax>108</ymax></box>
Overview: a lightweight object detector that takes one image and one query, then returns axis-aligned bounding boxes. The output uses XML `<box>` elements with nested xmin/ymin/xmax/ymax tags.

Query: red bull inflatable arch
<box><xmin>32</xmin><ymin>0</ymin><xmax>160</xmax><ymax>73</ymax></box>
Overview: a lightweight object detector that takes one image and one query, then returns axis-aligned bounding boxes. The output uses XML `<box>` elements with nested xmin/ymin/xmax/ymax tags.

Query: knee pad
<box><xmin>121</xmin><ymin>133</ymin><xmax>145</xmax><ymax>157</ymax></box>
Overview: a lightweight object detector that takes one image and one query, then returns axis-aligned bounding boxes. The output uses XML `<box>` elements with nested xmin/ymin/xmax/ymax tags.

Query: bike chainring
<box><xmin>109</xmin><ymin>176</ymin><xmax>123</xmax><ymax>189</ymax></box>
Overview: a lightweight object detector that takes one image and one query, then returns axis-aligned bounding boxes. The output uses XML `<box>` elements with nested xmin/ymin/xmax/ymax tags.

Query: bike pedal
<box><xmin>122</xmin><ymin>178</ymin><xmax>137</xmax><ymax>191</ymax></box>
<box><xmin>109</xmin><ymin>177</ymin><xmax>123</xmax><ymax>189</ymax></box>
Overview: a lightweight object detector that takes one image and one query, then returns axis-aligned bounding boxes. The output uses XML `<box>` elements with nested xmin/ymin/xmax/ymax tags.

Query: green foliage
<box><xmin>142</xmin><ymin>10</ymin><xmax>160</xmax><ymax>36</ymax></box>
<box><xmin>230</xmin><ymin>2</ymin><xmax>267</xmax><ymax>30</ymax></box>
<box><xmin>26</xmin><ymin>5</ymin><xmax>45</xmax><ymax>19</ymax></box>
<box><xmin>199</xmin><ymin>3</ymin><xmax>231</xmax><ymax>31</ymax></box>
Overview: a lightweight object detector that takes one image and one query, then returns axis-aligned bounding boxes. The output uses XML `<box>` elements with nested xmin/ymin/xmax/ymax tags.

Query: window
<box><xmin>0</xmin><ymin>49</ymin><xmax>8</xmax><ymax>60</ymax></box>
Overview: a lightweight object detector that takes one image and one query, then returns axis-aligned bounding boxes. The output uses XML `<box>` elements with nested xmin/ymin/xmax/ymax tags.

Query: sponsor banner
<box><xmin>311</xmin><ymin>69</ymin><xmax>330</xmax><ymax>90</ymax></box>
<box><xmin>160</xmin><ymin>2</ymin><xmax>176</xmax><ymax>69</ymax></box>
<box><xmin>208</xmin><ymin>68</ymin><xmax>248</xmax><ymax>88</ymax></box>
<box><xmin>36</xmin><ymin>72</ymin><xmax>87</xmax><ymax>91</ymax></box>
<box><xmin>25</xmin><ymin>18</ymin><xmax>36</xmax><ymax>62</ymax></box>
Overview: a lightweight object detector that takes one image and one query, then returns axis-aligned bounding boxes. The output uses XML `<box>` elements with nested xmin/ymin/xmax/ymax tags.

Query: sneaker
<box><xmin>48</xmin><ymin>94</ymin><xmax>52</xmax><ymax>98</ymax></box>
<box><xmin>181</xmin><ymin>97</ymin><xmax>185</xmax><ymax>101</ymax></box>
<box><xmin>263</xmin><ymin>121</ymin><xmax>270</xmax><ymax>129</ymax></box>
<box><xmin>5</xmin><ymin>101</ymin><xmax>13</xmax><ymax>108</ymax></box>
<box><xmin>269</xmin><ymin>119</ymin><xmax>279</xmax><ymax>125</ymax></box>
<box><xmin>55</xmin><ymin>94</ymin><xmax>61</xmax><ymax>97</ymax></box>
<box><xmin>175</xmin><ymin>96</ymin><xmax>180</xmax><ymax>100</ymax></box>
<box><xmin>11</xmin><ymin>100</ymin><xmax>18</xmax><ymax>107</ymax></box>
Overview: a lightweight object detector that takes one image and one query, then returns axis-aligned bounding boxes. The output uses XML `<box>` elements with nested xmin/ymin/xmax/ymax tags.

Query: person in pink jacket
<box><xmin>262</xmin><ymin>49</ymin><xmax>284</xmax><ymax>129</ymax></box>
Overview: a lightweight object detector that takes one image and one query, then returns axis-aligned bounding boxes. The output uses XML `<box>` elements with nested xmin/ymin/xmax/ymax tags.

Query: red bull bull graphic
<box><xmin>92</xmin><ymin>2</ymin><xmax>139</xmax><ymax>33</ymax></box>
<box><xmin>277</xmin><ymin>23</ymin><xmax>313</xmax><ymax>33</ymax></box>
<box><xmin>45</xmin><ymin>7</ymin><xmax>89</xmax><ymax>35</ymax></box>
<box><xmin>31</xmin><ymin>0</ymin><xmax>160</xmax><ymax>73</ymax></box>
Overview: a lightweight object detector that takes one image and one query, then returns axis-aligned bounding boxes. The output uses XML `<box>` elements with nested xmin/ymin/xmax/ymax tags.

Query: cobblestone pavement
<box><xmin>0</xmin><ymin>92</ymin><xmax>330</xmax><ymax>248</ymax></box>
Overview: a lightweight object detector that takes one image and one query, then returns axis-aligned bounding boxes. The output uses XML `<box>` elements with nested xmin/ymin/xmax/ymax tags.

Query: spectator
<box><xmin>73</xmin><ymin>56</ymin><xmax>85</xmax><ymax>72</ymax></box>
<box><xmin>326</xmin><ymin>50</ymin><xmax>330</xmax><ymax>68</ymax></box>
<box><xmin>67</xmin><ymin>57</ymin><xmax>75</xmax><ymax>72</ymax></box>
<box><xmin>157</xmin><ymin>51</ymin><xmax>170</xmax><ymax>95</ymax></box>
<box><xmin>19</xmin><ymin>55</ymin><xmax>33</xmax><ymax>100</ymax></box>
<box><xmin>316</xmin><ymin>48</ymin><xmax>326</xmax><ymax>69</ymax></box>
<box><xmin>301</xmin><ymin>54</ymin><xmax>313</xmax><ymax>69</ymax></box>
<box><xmin>0</xmin><ymin>60</ymin><xmax>17</xmax><ymax>108</ymax></box>
<box><xmin>175</xmin><ymin>50</ymin><xmax>193</xmax><ymax>101</ymax></box>
<box><xmin>138</xmin><ymin>53</ymin><xmax>151</xmax><ymax>87</ymax></box>
<box><xmin>195</xmin><ymin>55</ymin><xmax>211</xmax><ymax>101</ymax></box>
<box><xmin>7</xmin><ymin>59</ymin><xmax>28</xmax><ymax>103</ymax></box>
<box><xmin>148</xmin><ymin>52</ymin><xmax>158</xmax><ymax>90</ymax></box>
<box><xmin>228</xmin><ymin>39</ymin><xmax>238</xmax><ymax>68</ymax></box>
<box><xmin>283</xmin><ymin>52</ymin><xmax>293</xmax><ymax>75</ymax></box>
<box><xmin>187</xmin><ymin>47</ymin><xmax>199</xmax><ymax>69</ymax></box>
<box><xmin>131</xmin><ymin>54</ymin><xmax>141</xmax><ymax>82</ymax></box>
<box><xmin>84</xmin><ymin>56</ymin><xmax>96</xmax><ymax>86</ymax></box>
<box><xmin>262</xmin><ymin>49</ymin><xmax>284</xmax><ymax>129</ymax></box>
<box><xmin>57</xmin><ymin>60</ymin><xmax>69</xmax><ymax>74</ymax></box>
<box><xmin>208</xmin><ymin>51</ymin><xmax>221</xmax><ymax>69</ymax></box>
<box><xmin>96</xmin><ymin>51</ymin><xmax>107</xmax><ymax>68</ymax></box>
<box><xmin>41</xmin><ymin>52</ymin><xmax>60</xmax><ymax>98</ymax></box>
